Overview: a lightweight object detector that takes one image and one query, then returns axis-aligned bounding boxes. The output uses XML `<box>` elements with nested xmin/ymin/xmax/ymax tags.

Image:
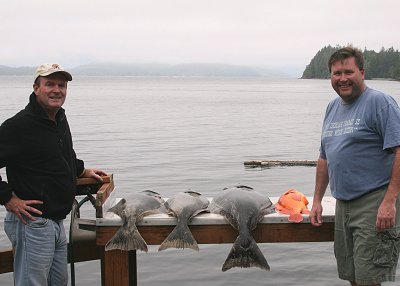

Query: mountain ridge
<box><xmin>0</xmin><ymin>63</ymin><xmax>291</xmax><ymax>78</ymax></box>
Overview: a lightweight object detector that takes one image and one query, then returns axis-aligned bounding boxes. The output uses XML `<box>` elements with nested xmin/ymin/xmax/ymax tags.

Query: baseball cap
<box><xmin>34</xmin><ymin>63</ymin><xmax>72</xmax><ymax>82</ymax></box>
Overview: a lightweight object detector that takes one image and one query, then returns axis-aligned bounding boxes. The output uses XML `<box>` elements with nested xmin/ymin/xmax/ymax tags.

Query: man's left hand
<box><xmin>376</xmin><ymin>200</ymin><xmax>396</xmax><ymax>232</ymax></box>
<box><xmin>81</xmin><ymin>168</ymin><xmax>108</xmax><ymax>182</ymax></box>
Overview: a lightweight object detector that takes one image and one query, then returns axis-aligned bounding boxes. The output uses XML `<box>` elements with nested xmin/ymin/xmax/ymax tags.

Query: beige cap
<box><xmin>34</xmin><ymin>63</ymin><xmax>72</xmax><ymax>82</ymax></box>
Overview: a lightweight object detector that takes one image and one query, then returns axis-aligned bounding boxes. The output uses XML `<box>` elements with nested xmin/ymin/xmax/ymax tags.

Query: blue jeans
<box><xmin>4</xmin><ymin>212</ymin><xmax>68</xmax><ymax>286</ymax></box>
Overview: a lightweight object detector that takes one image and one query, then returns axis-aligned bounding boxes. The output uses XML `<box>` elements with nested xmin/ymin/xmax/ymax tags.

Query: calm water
<box><xmin>1</xmin><ymin>76</ymin><xmax>399</xmax><ymax>285</ymax></box>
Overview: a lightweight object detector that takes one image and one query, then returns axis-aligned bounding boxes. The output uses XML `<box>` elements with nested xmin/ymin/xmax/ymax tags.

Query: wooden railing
<box><xmin>94</xmin><ymin>196</ymin><xmax>335</xmax><ymax>286</ymax></box>
<box><xmin>0</xmin><ymin>175</ymin><xmax>114</xmax><ymax>275</ymax></box>
<box><xmin>1</xmin><ymin>176</ymin><xmax>335</xmax><ymax>286</ymax></box>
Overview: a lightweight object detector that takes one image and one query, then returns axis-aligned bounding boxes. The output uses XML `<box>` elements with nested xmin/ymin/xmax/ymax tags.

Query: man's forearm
<box><xmin>314</xmin><ymin>157</ymin><xmax>329</xmax><ymax>202</ymax></box>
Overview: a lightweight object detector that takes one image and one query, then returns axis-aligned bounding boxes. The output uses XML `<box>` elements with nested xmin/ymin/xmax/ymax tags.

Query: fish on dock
<box><xmin>209</xmin><ymin>185</ymin><xmax>275</xmax><ymax>272</ymax></box>
<box><xmin>275</xmin><ymin>188</ymin><xmax>310</xmax><ymax>223</ymax></box>
<box><xmin>105</xmin><ymin>190</ymin><xmax>165</xmax><ymax>252</ymax></box>
<box><xmin>159</xmin><ymin>190</ymin><xmax>209</xmax><ymax>251</ymax></box>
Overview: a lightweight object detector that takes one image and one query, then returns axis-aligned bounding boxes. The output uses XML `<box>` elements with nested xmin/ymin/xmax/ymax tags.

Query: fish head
<box><xmin>282</xmin><ymin>188</ymin><xmax>304</xmax><ymax>202</ymax></box>
<box><xmin>235</xmin><ymin>185</ymin><xmax>254</xmax><ymax>191</ymax></box>
<box><xmin>141</xmin><ymin>190</ymin><xmax>164</xmax><ymax>202</ymax></box>
<box><xmin>184</xmin><ymin>190</ymin><xmax>203</xmax><ymax>197</ymax></box>
<box><xmin>277</xmin><ymin>189</ymin><xmax>309</xmax><ymax>215</ymax></box>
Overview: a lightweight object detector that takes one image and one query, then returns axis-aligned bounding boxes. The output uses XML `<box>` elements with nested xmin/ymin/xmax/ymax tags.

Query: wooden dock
<box><xmin>0</xmin><ymin>176</ymin><xmax>335</xmax><ymax>286</ymax></box>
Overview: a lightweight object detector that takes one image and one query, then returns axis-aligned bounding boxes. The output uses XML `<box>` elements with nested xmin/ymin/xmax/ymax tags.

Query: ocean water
<box><xmin>0</xmin><ymin>76</ymin><xmax>399</xmax><ymax>285</ymax></box>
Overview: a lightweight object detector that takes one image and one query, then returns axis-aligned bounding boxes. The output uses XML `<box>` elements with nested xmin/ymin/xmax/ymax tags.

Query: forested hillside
<box><xmin>301</xmin><ymin>45</ymin><xmax>400</xmax><ymax>80</ymax></box>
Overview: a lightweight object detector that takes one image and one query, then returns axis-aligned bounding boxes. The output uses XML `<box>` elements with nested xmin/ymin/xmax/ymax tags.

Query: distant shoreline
<box><xmin>0</xmin><ymin>63</ymin><xmax>301</xmax><ymax>78</ymax></box>
<box><xmin>1</xmin><ymin>74</ymin><xmax>399</xmax><ymax>82</ymax></box>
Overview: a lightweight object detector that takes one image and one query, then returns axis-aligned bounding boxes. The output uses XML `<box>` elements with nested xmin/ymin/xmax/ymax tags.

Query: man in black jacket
<box><xmin>0</xmin><ymin>63</ymin><xmax>107</xmax><ymax>286</ymax></box>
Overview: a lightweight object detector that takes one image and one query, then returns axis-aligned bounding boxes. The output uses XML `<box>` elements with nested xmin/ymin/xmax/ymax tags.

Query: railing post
<box><xmin>129</xmin><ymin>251</ymin><xmax>137</xmax><ymax>286</ymax></box>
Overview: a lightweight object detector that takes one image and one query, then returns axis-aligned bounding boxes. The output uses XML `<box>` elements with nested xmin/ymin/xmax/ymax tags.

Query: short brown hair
<box><xmin>328</xmin><ymin>46</ymin><xmax>364</xmax><ymax>73</ymax></box>
<box><xmin>34</xmin><ymin>77</ymin><xmax>41</xmax><ymax>86</ymax></box>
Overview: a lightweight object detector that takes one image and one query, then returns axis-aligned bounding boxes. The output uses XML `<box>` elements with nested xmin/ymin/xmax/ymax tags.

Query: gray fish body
<box><xmin>105</xmin><ymin>190</ymin><xmax>165</xmax><ymax>252</ymax></box>
<box><xmin>159</xmin><ymin>191</ymin><xmax>209</xmax><ymax>251</ymax></box>
<box><xmin>209</xmin><ymin>185</ymin><xmax>275</xmax><ymax>271</ymax></box>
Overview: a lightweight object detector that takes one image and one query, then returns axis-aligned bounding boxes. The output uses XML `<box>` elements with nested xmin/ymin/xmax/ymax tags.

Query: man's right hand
<box><xmin>310</xmin><ymin>201</ymin><xmax>323</xmax><ymax>227</ymax></box>
<box><xmin>4</xmin><ymin>193</ymin><xmax>43</xmax><ymax>224</ymax></box>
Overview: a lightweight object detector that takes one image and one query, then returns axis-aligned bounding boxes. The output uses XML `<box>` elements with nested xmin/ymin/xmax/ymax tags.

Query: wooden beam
<box><xmin>0</xmin><ymin>241</ymin><xmax>103</xmax><ymax>274</ymax></box>
<box><xmin>244</xmin><ymin>160</ymin><xmax>317</xmax><ymax>167</ymax></box>
<box><xmin>69</xmin><ymin>240</ymin><xmax>103</xmax><ymax>263</ymax></box>
<box><xmin>0</xmin><ymin>248</ymin><xmax>13</xmax><ymax>274</ymax></box>
<box><xmin>95</xmin><ymin>180</ymin><xmax>115</xmax><ymax>218</ymax></box>
<box><xmin>76</xmin><ymin>175</ymin><xmax>112</xmax><ymax>186</ymax></box>
<box><xmin>76</xmin><ymin>175</ymin><xmax>113</xmax><ymax>196</ymax></box>
<box><xmin>96</xmin><ymin>222</ymin><xmax>334</xmax><ymax>246</ymax></box>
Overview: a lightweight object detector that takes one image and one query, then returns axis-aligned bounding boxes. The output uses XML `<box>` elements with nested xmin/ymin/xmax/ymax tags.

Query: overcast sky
<box><xmin>1</xmin><ymin>0</ymin><xmax>399</xmax><ymax>75</ymax></box>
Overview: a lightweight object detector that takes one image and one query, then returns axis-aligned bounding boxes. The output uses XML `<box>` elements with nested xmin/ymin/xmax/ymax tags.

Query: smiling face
<box><xmin>330</xmin><ymin>57</ymin><xmax>366</xmax><ymax>103</ymax></box>
<box><xmin>33</xmin><ymin>73</ymin><xmax>68</xmax><ymax>120</ymax></box>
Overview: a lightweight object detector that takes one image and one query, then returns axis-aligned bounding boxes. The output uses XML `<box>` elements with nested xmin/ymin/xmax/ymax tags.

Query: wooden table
<box><xmin>92</xmin><ymin>194</ymin><xmax>335</xmax><ymax>286</ymax></box>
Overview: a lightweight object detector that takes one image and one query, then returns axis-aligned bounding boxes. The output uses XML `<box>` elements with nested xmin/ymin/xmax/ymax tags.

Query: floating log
<box><xmin>244</xmin><ymin>160</ymin><xmax>317</xmax><ymax>167</ymax></box>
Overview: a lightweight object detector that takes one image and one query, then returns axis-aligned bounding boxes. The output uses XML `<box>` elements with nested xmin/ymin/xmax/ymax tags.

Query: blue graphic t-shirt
<box><xmin>320</xmin><ymin>87</ymin><xmax>400</xmax><ymax>200</ymax></box>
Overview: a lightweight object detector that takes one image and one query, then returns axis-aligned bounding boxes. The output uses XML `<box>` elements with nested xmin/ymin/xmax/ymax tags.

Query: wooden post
<box><xmin>129</xmin><ymin>251</ymin><xmax>137</xmax><ymax>286</ymax></box>
<box><xmin>102</xmin><ymin>250</ymin><xmax>131</xmax><ymax>286</ymax></box>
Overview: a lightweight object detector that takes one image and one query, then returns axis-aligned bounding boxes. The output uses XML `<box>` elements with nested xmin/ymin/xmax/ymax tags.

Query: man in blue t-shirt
<box><xmin>310</xmin><ymin>47</ymin><xmax>400</xmax><ymax>286</ymax></box>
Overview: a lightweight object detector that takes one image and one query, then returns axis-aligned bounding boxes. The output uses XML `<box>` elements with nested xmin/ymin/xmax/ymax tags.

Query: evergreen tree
<box><xmin>302</xmin><ymin>46</ymin><xmax>400</xmax><ymax>80</ymax></box>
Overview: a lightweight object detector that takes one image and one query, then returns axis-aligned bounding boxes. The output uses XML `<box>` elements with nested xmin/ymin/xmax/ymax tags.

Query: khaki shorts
<box><xmin>335</xmin><ymin>187</ymin><xmax>400</xmax><ymax>285</ymax></box>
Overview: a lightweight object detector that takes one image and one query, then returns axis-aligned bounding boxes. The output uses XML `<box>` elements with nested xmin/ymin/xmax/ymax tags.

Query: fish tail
<box><xmin>105</xmin><ymin>223</ymin><xmax>148</xmax><ymax>252</ymax></box>
<box><xmin>222</xmin><ymin>234</ymin><xmax>270</xmax><ymax>272</ymax></box>
<box><xmin>288</xmin><ymin>213</ymin><xmax>304</xmax><ymax>223</ymax></box>
<box><xmin>158</xmin><ymin>221</ymin><xmax>199</xmax><ymax>251</ymax></box>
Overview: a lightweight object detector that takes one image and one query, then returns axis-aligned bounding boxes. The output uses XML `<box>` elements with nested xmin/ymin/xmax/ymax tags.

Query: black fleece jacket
<box><xmin>0</xmin><ymin>92</ymin><xmax>84</xmax><ymax>219</ymax></box>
